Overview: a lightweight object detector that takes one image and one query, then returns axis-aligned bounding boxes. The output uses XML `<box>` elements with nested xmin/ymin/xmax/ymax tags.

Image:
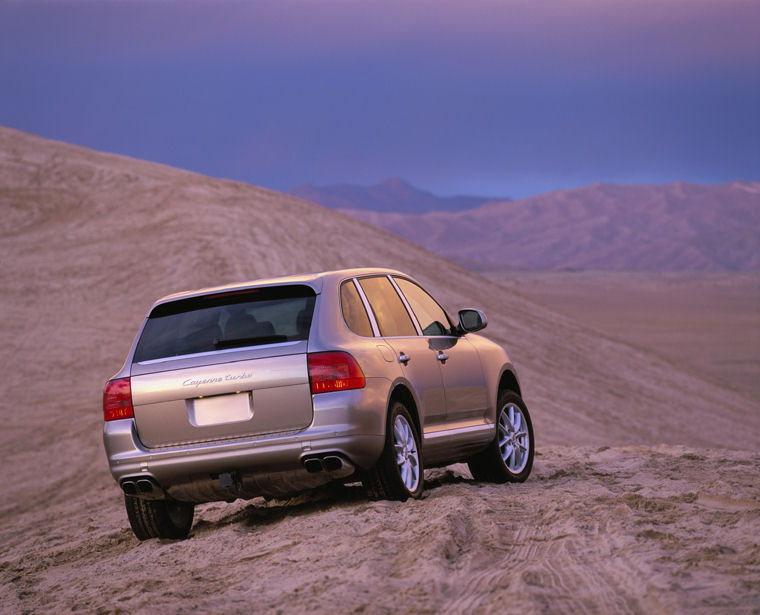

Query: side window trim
<box><xmin>351</xmin><ymin>277</ymin><xmax>380</xmax><ymax>337</ymax></box>
<box><xmin>387</xmin><ymin>275</ymin><xmax>423</xmax><ymax>336</ymax></box>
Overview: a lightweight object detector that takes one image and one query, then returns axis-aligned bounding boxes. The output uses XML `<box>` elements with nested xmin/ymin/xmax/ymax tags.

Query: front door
<box><xmin>392</xmin><ymin>277</ymin><xmax>488</xmax><ymax>422</ymax></box>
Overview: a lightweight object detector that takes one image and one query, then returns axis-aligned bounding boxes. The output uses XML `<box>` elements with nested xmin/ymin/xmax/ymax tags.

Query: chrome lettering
<box><xmin>182</xmin><ymin>372</ymin><xmax>253</xmax><ymax>388</ymax></box>
<box><xmin>224</xmin><ymin>372</ymin><xmax>252</xmax><ymax>382</ymax></box>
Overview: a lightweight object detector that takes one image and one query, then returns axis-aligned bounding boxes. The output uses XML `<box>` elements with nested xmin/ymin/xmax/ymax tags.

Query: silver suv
<box><xmin>103</xmin><ymin>268</ymin><xmax>534</xmax><ymax>539</ymax></box>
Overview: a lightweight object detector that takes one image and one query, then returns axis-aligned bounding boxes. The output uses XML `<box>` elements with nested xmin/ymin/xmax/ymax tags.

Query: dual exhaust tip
<box><xmin>121</xmin><ymin>477</ymin><xmax>162</xmax><ymax>498</ymax></box>
<box><xmin>302</xmin><ymin>454</ymin><xmax>347</xmax><ymax>474</ymax></box>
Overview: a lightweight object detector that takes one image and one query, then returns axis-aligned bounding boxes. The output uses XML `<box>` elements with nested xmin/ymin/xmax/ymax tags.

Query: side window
<box><xmin>394</xmin><ymin>277</ymin><xmax>452</xmax><ymax>336</ymax></box>
<box><xmin>358</xmin><ymin>276</ymin><xmax>417</xmax><ymax>337</ymax></box>
<box><xmin>340</xmin><ymin>280</ymin><xmax>374</xmax><ymax>337</ymax></box>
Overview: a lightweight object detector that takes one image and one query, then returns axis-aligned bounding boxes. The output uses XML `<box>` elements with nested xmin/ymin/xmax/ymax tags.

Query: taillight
<box><xmin>308</xmin><ymin>351</ymin><xmax>366</xmax><ymax>394</ymax></box>
<box><xmin>103</xmin><ymin>377</ymin><xmax>134</xmax><ymax>421</ymax></box>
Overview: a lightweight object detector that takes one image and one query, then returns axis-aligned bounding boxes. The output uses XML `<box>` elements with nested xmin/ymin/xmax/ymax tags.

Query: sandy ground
<box><xmin>487</xmin><ymin>271</ymin><xmax>760</xmax><ymax>400</ymax></box>
<box><xmin>3</xmin><ymin>446</ymin><xmax>759</xmax><ymax>614</ymax></box>
<box><xmin>1</xmin><ymin>126</ymin><xmax>758</xmax><ymax>613</ymax></box>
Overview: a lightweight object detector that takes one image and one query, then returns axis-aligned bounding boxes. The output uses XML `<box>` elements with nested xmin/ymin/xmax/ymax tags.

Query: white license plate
<box><xmin>189</xmin><ymin>392</ymin><xmax>253</xmax><ymax>427</ymax></box>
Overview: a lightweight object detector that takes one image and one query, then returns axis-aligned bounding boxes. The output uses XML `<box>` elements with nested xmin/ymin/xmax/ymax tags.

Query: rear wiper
<box><xmin>214</xmin><ymin>335</ymin><xmax>288</xmax><ymax>350</ymax></box>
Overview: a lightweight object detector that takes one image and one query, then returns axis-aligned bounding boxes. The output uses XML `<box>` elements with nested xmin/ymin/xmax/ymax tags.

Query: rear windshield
<box><xmin>133</xmin><ymin>285</ymin><xmax>316</xmax><ymax>363</ymax></box>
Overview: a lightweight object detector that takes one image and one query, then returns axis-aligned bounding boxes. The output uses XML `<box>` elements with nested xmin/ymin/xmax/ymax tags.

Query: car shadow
<box><xmin>192</xmin><ymin>468</ymin><xmax>478</xmax><ymax>536</ymax></box>
<box><xmin>191</xmin><ymin>481</ymin><xmax>368</xmax><ymax>534</ymax></box>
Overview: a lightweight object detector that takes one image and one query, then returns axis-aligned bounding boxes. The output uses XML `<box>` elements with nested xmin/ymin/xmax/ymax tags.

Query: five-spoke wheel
<box><xmin>363</xmin><ymin>400</ymin><xmax>424</xmax><ymax>500</ymax></box>
<box><xmin>497</xmin><ymin>402</ymin><xmax>531</xmax><ymax>474</ymax></box>
<box><xmin>468</xmin><ymin>391</ymin><xmax>534</xmax><ymax>483</ymax></box>
<box><xmin>393</xmin><ymin>413</ymin><xmax>421</xmax><ymax>493</ymax></box>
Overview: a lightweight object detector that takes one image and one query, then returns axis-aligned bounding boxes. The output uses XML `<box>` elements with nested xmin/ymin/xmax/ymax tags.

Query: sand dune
<box><xmin>1</xmin><ymin>126</ymin><xmax>758</xmax><ymax>613</ymax></box>
<box><xmin>336</xmin><ymin>182</ymin><xmax>760</xmax><ymax>272</ymax></box>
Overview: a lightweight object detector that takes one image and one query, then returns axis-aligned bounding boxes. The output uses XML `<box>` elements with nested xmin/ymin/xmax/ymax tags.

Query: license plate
<box><xmin>188</xmin><ymin>392</ymin><xmax>253</xmax><ymax>427</ymax></box>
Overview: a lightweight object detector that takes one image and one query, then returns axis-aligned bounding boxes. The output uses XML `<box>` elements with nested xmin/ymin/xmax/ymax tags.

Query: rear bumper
<box><xmin>103</xmin><ymin>379</ymin><xmax>388</xmax><ymax>501</ymax></box>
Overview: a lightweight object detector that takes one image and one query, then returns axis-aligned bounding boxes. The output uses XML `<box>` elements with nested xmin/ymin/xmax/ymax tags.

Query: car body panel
<box><xmin>383</xmin><ymin>335</ymin><xmax>447</xmax><ymax>428</ymax></box>
<box><xmin>428</xmin><ymin>335</ymin><xmax>489</xmax><ymax>421</ymax></box>
<box><xmin>131</xmin><ymin>351</ymin><xmax>311</xmax><ymax>448</ymax></box>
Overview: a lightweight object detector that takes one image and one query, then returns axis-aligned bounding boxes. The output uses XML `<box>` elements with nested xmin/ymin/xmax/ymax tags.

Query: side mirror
<box><xmin>458</xmin><ymin>309</ymin><xmax>487</xmax><ymax>334</ymax></box>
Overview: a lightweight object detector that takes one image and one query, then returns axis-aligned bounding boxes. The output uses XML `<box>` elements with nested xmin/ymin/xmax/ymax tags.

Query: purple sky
<box><xmin>1</xmin><ymin>0</ymin><xmax>758</xmax><ymax>198</ymax></box>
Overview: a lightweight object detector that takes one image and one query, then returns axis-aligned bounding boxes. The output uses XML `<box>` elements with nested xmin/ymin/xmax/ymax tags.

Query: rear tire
<box><xmin>468</xmin><ymin>391</ymin><xmax>534</xmax><ymax>483</ymax></box>
<box><xmin>124</xmin><ymin>495</ymin><xmax>194</xmax><ymax>540</ymax></box>
<box><xmin>363</xmin><ymin>401</ymin><xmax>424</xmax><ymax>501</ymax></box>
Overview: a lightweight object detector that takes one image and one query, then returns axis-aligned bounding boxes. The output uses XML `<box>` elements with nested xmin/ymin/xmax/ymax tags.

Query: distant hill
<box><xmin>289</xmin><ymin>177</ymin><xmax>506</xmax><ymax>213</ymax></box>
<box><xmin>329</xmin><ymin>182</ymin><xmax>760</xmax><ymax>272</ymax></box>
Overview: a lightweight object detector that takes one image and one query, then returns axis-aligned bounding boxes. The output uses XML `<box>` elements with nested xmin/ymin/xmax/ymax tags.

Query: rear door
<box><xmin>129</xmin><ymin>285</ymin><xmax>316</xmax><ymax>448</ymax></box>
<box><xmin>357</xmin><ymin>275</ymin><xmax>447</xmax><ymax>429</ymax></box>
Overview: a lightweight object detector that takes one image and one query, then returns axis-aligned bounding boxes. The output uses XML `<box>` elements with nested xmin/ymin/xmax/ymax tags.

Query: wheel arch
<box><xmin>388</xmin><ymin>383</ymin><xmax>422</xmax><ymax>439</ymax></box>
<box><xmin>498</xmin><ymin>368</ymin><xmax>522</xmax><ymax>398</ymax></box>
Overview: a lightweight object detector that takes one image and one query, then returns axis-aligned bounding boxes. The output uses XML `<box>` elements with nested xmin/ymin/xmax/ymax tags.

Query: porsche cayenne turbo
<box><xmin>103</xmin><ymin>268</ymin><xmax>534</xmax><ymax>540</ymax></box>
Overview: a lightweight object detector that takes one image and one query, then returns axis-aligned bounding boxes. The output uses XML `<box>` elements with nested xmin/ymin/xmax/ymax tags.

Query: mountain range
<box><xmin>295</xmin><ymin>180</ymin><xmax>760</xmax><ymax>271</ymax></box>
<box><xmin>290</xmin><ymin>177</ymin><xmax>504</xmax><ymax>213</ymax></box>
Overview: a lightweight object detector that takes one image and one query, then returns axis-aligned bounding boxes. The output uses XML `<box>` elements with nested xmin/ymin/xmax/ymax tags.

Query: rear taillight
<box><xmin>308</xmin><ymin>351</ymin><xmax>366</xmax><ymax>394</ymax></box>
<box><xmin>103</xmin><ymin>377</ymin><xmax>134</xmax><ymax>421</ymax></box>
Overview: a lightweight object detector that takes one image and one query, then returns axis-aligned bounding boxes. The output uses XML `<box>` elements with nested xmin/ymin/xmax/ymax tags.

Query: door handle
<box><xmin>436</xmin><ymin>352</ymin><xmax>449</xmax><ymax>364</ymax></box>
<box><xmin>398</xmin><ymin>352</ymin><xmax>411</xmax><ymax>365</ymax></box>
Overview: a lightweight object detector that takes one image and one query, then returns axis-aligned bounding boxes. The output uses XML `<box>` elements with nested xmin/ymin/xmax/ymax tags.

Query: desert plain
<box><xmin>0</xmin><ymin>126</ymin><xmax>758</xmax><ymax>614</ymax></box>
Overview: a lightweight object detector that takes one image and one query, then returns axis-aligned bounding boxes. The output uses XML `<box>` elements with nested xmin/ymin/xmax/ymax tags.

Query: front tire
<box><xmin>125</xmin><ymin>495</ymin><xmax>194</xmax><ymax>540</ymax></box>
<box><xmin>363</xmin><ymin>401</ymin><xmax>424</xmax><ymax>501</ymax></box>
<box><xmin>468</xmin><ymin>391</ymin><xmax>534</xmax><ymax>483</ymax></box>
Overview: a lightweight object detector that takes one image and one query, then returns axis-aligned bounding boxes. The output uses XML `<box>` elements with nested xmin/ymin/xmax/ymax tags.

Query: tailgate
<box><xmin>130</xmin><ymin>350</ymin><xmax>311</xmax><ymax>448</ymax></box>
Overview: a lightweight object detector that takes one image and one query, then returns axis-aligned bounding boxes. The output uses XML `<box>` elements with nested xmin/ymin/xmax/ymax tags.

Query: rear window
<box><xmin>133</xmin><ymin>285</ymin><xmax>316</xmax><ymax>363</ymax></box>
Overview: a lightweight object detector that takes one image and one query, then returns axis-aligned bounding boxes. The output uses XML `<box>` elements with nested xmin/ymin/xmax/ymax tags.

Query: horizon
<box><xmin>1</xmin><ymin>0</ymin><xmax>758</xmax><ymax>199</ymax></box>
<box><xmin>291</xmin><ymin>174</ymin><xmax>756</xmax><ymax>201</ymax></box>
